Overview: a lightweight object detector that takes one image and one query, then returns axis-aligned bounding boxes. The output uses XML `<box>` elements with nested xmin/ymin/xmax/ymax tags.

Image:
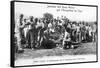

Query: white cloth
<box><xmin>62</xmin><ymin>31</ymin><xmax>71</xmax><ymax>46</ymax></box>
<box><xmin>48</xmin><ymin>23</ymin><xmax>52</xmax><ymax>28</ymax></box>
<box><xmin>23</xmin><ymin>25</ymin><xmax>31</xmax><ymax>38</ymax></box>
<box><xmin>92</xmin><ymin>24</ymin><xmax>96</xmax><ymax>33</ymax></box>
<box><xmin>88</xmin><ymin>26</ymin><xmax>92</xmax><ymax>36</ymax></box>
<box><xmin>76</xmin><ymin>26</ymin><xmax>80</xmax><ymax>32</ymax></box>
<box><xmin>63</xmin><ymin>31</ymin><xmax>70</xmax><ymax>41</ymax></box>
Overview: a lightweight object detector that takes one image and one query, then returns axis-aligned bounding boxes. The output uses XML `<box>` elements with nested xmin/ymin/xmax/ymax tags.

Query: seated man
<box><xmin>62</xmin><ymin>30</ymin><xmax>73</xmax><ymax>49</ymax></box>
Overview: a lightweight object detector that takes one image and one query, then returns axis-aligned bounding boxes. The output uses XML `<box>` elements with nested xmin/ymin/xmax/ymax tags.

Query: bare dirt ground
<box><xmin>15</xmin><ymin>42</ymin><xmax>97</xmax><ymax>60</ymax></box>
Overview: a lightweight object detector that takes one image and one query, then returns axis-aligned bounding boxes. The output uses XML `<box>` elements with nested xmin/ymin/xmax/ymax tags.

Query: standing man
<box><xmin>92</xmin><ymin>22</ymin><xmax>97</xmax><ymax>42</ymax></box>
<box><xmin>81</xmin><ymin>22</ymin><xmax>86</xmax><ymax>42</ymax></box>
<box><xmin>76</xmin><ymin>23</ymin><xmax>79</xmax><ymax>43</ymax></box>
<box><xmin>15</xmin><ymin>14</ymin><xmax>25</xmax><ymax>52</ymax></box>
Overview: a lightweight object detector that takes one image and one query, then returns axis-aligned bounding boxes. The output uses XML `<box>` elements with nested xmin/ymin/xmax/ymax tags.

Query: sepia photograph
<box><xmin>11</xmin><ymin>1</ymin><xmax>98</xmax><ymax>67</ymax></box>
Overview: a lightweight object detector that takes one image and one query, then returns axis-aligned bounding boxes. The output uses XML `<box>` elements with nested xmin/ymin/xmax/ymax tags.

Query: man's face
<box><xmin>20</xmin><ymin>14</ymin><xmax>23</xmax><ymax>19</ymax></box>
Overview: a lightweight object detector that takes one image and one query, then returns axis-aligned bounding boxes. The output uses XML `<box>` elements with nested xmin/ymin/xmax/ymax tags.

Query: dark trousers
<box><xmin>63</xmin><ymin>41</ymin><xmax>72</xmax><ymax>49</ymax></box>
<box><xmin>26</xmin><ymin>29</ymin><xmax>38</xmax><ymax>49</ymax></box>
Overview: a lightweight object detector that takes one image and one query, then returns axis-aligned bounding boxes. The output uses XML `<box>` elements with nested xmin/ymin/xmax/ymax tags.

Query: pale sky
<box><xmin>15</xmin><ymin>2</ymin><xmax>97</xmax><ymax>22</ymax></box>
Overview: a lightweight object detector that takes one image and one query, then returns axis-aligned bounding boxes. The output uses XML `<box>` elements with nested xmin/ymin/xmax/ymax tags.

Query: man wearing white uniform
<box><xmin>23</xmin><ymin>18</ymin><xmax>32</xmax><ymax>39</ymax></box>
<box><xmin>15</xmin><ymin>14</ymin><xmax>25</xmax><ymax>52</ymax></box>
<box><xmin>62</xmin><ymin>29</ymin><xmax>71</xmax><ymax>49</ymax></box>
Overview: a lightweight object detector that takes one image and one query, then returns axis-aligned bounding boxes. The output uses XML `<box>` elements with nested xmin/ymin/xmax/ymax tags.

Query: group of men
<box><xmin>14</xmin><ymin>14</ymin><xmax>97</xmax><ymax>52</ymax></box>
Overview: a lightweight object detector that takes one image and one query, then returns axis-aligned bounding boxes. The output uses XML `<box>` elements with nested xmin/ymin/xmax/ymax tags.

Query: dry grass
<box><xmin>15</xmin><ymin>42</ymin><xmax>97</xmax><ymax>60</ymax></box>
